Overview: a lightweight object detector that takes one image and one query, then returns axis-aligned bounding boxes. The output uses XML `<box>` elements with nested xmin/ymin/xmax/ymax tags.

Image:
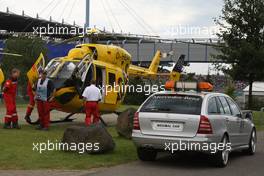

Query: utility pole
<box><xmin>85</xmin><ymin>0</ymin><xmax>90</xmax><ymax>28</ymax></box>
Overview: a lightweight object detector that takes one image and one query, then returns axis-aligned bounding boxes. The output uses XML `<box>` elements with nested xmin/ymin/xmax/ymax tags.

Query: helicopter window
<box><xmin>46</xmin><ymin>59</ymin><xmax>60</xmax><ymax>77</ymax></box>
<box><xmin>108</xmin><ymin>72</ymin><xmax>116</xmax><ymax>86</ymax></box>
<box><xmin>77</xmin><ymin>62</ymin><xmax>90</xmax><ymax>82</ymax></box>
<box><xmin>56</xmin><ymin>62</ymin><xmax>77</xmax><ymax>79</ymax></box>
<box><xmin>96</xmin><ymin>67</ymin><xmax>103</xmax><ymax>88</ymax></box>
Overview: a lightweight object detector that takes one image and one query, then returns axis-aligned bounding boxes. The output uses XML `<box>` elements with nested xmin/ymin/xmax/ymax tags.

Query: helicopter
<box><xmin>26</xmin><ymin>43</ymin><xmax>184</xmax><ymax>124</ymax></box>
<box><xmin>25</xmin><ymin>28</ymin><xmax>186</xmax><ymax>124</ymax></box>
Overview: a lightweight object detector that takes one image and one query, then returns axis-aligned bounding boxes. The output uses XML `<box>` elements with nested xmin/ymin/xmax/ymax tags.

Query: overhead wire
<box><xmin>39</xmin><ymin>0</ymin><xmax>57</xmax><ymax>16</ymax></box>
<box><xmin>66</xmin><ymin>0</ymin><xmax>78</xmax><ymax>23</ymax></box>
<box><xmin>121</xmin><ymin>0</ymin><xmax>157</xmax><ymax>35</ymax></box>
<box><xmin>117</xmin><ymin>0</ymin><xmax>150</xmax><ymax>34</ymax></box>
<box><xmin>117</xmin><ymin>0</ymin><xmax>155</xmax><ymax>35</ymax></box>
<box><xmin>22</xmin><ymin>0</ymin><xmax>58</xmax><ymax>32</ymax></box>
<box><xmin>58</xmin><ymin>0</ymin><xmax>71</xmax><ymax>22</ymax></box>
<box><xmin>117</xmin><ymin>0</ymin><xmax>169</xmax><ymax>61</ymax></box>
<box><xmin>104</xmin><ymin>0</ymin><xmax>123</xmax><ymax>32</ymax></box>
<box><xmin>100</xmin><ymin>0</ymin><xmax>114</xmax><ymax>30</ymax></box>
<box><xmin>45</xmin><ymin>0</ymin><xmax>61</xmax><ymax>20</ymax></box>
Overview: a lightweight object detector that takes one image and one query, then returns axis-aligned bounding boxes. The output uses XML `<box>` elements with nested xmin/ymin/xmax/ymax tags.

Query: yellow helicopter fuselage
<box><xmin>29</xmin><ymin>44</ymin><xmax>131</xmax><ymax>113</ymax></box>
<box><xmin>27</xmin><ymin>43</ymin><xmax>177</xmax><ymax>115</ymax></box>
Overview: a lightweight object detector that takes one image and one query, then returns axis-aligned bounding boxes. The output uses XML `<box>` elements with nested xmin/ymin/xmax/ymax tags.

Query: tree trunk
<box><xmin>248</xmin><ymin>81</ymin><xmax>253</xmax><ymax>109</ymax></box>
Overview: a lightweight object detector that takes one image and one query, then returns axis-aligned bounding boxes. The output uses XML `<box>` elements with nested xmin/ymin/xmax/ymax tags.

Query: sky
<box><xmin>0</xmin><ymin>0</ymin><xmax>225</xmax><ymax>74</ymax></box>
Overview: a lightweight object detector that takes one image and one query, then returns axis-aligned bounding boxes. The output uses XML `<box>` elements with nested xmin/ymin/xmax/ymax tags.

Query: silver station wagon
<box><xmin>132</xmin><ymin>91</ymin><xmax>257</xmax><ymax>167</ymax></box>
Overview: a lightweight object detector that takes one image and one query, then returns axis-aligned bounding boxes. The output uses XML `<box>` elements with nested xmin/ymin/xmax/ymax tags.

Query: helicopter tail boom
<box><xmin>148</xmin><ymin>50</ymin><xmax>162</xmax><ymax>74</ymax></box>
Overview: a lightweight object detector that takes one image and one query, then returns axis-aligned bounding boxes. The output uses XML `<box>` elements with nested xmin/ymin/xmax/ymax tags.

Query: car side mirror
<box><xmin>236</xmin><ymin>113</ymin><xmax>242</xmax><ymax>118</ymax></box>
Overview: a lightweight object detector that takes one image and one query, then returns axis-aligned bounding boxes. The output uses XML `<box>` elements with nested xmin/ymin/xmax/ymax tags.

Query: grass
<box><xmin>0</xmin><ymin>103</ymin><xmax>262</xmax><ymax>170</ymax></box>
<box><xmin>253</xmin><ymin>111</ymin><xmax>264</xmax><ymax>131</ymax></box>
<box><xmin>0</xmin><ymin>125</ymin><xmax>137</xmax><ymax>170</ymax></box>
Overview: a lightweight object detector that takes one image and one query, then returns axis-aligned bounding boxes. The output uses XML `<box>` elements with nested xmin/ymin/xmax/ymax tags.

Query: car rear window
<box><xmin>140</xmin><ymin>94</ymin><xmax>203</xmax><ymax>115</ymax></box>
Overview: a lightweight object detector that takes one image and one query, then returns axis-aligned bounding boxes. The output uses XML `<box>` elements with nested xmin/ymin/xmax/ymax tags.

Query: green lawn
<box><xmin>253</xmin><ymin>111</ymin><xmax>264</xmax><ymax>131</ymax></box>
<box><xmin>0</xmin><ymin>125</ymin><xmax>137</xmax><ymax>170</ymax></box>
<box><xmin>0</xmin><ymin>104</ymin><xmax>262</xmax><ymax>170</ymax></box>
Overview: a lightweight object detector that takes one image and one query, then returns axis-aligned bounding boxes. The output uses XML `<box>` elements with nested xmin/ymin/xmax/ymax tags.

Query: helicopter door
<box><xmin>105</xmin><ymin>69</ymin><xmax>118</xmax><ymax>104</ymax></box>
<box><xmin>76</xmin><ymin>60</ymin><xmax>94</xmax><ymax>93</ymax></box>
<box><xmin>27</xmin><ymin>53</ymin><xmax>45</xmax><ymax>85</ymax></box>
<box><xmin>95</xmin><ymin>66</ymin><xmax>106</xmax><ymax>102</ymax></box>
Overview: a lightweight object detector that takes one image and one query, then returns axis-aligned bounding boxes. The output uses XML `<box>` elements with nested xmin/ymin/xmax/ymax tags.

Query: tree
<box><xmin>214</xmin><ymin>0</ymin><xmax>264</xmax><ymax>109</ymax></box>
<box><xmin>2</xmin><ymin>36</ymin><xmax>47</xmax><ymax>99</ymax></box>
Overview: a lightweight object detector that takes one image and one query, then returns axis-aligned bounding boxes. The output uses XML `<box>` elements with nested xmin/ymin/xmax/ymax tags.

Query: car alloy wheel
<box><xmin>215</xmin><ymin>135</ymin><xmax>230</xmax><ymax>167</ymax></box>
<box><xmin>221</xmin><ymin>136</ymin><xmax>229</xmax><ymax>166</ymax></box>
<box><xmin>250</xmin><ymin>130</ymin><xmax>257</xmax><ymax>154</ymax></box>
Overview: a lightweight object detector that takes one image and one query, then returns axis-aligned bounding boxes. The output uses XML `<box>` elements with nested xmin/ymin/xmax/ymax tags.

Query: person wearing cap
<box><xmin>82</xmin><ymin>80</ymin><xmax>102</xmax><ymax>126</ymax></box>
<box><xmin>2</xmin><ymin>68</ymin><xmax>20</xmax><ymax>129</ymax></box>
<box><xmin>35</xmin><ymin>70</ymin><xmax>55</xmax><ymax>130</ymax></box>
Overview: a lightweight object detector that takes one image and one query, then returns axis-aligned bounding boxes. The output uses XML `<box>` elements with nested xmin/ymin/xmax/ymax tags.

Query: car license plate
<box><xmin>152</xmin><ymin>121</ymin><xmax>183</xmax><ymax>131</ymax></box>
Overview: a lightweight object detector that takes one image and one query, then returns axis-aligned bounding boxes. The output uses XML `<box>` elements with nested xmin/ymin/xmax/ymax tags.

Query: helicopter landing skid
<box><xmin>26</xmin><ymin>113</ymin><xmax>108</xmax><ymax>126</ymax></box>
<box><xmin>26</xmin><ymin>113</ymin><xmax>77</xmax><ymax>125</ymax></box>
<box><xmin>51</xmin><ymin>112</ymin><xmax>77</xmax><ymax>124</ymax></box>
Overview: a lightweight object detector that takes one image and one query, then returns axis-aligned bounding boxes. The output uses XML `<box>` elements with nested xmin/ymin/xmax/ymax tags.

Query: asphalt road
<box><xmin>0</xmin><ymin>132</ymin><xmax>263</xmax><ymax>176</ymax></box>
<box><xmin>90</xmin><ymin>131</ymin><xmax>264</xmax><ymax>176</ymax></box>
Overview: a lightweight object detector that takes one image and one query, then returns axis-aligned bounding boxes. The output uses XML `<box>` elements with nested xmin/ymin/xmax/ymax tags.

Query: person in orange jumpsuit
<box><xmin>2</xmin><ymin>68</ymin><xmax>20</xmax><ymax>129</ymax></box>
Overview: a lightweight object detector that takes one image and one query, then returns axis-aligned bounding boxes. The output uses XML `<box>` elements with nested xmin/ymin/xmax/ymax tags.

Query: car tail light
<box><xmin>133</xmin><ymin>112</ymin><xmax>140</xmax><ymax>130</ymax></box>
<box><xmin>197</xmin><ymin>115</ymin><xmax>213</xmax><ymax>134</ymax></box>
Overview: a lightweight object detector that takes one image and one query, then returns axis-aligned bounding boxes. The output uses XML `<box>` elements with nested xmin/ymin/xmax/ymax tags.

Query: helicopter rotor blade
<box><xmin>0</xmin><ymin>52</ymin><xmax>23</xmax><ymax>57</ymax></box>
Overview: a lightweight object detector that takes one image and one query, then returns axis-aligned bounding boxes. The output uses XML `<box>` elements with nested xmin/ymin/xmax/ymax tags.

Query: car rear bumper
<box><xmin>132</xmin><ymin>130</ymin><xmax>223</xmax><ymax>154</ymax></box>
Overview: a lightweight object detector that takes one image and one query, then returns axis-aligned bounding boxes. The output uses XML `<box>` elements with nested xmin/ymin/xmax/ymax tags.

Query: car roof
<box><xmin>154</xmin><ymin>91</ymin><xmax>226</xmax><ymax>98</ymax></box>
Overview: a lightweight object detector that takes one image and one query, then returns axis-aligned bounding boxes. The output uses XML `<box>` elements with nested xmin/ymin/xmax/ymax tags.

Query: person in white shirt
<box><xmin>82</xmin><ymin>80</ymin><xmax>102</xmax><ymax>126</ymax></box>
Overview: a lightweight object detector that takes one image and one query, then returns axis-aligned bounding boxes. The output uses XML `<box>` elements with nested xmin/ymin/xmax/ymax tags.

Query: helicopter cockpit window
<box><xmin>56</xmin><ymin>62</ymin><xmax>77</xmax><ymax>79</ymax></box>
<box><xmin>45</xmin><ymin>59</ymin><xmax>60</xmax><ymax>77</ymax></box>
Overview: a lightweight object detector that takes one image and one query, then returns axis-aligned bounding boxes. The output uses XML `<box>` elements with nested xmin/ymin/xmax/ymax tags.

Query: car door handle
<box><xmin>225</xmin><ymin>118</ymin><xmax>229</xmax><ymax>123</ymax></box>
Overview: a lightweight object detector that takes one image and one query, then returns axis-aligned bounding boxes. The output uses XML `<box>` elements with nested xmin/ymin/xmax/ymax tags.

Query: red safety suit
<box><xmin>35</xmin><ymin>78</ymin><xmax>54</xmax><ymax>129</ymax></box>
<box><xmin>3</xmin><ymin>79</ymin><xmax>18</xmax><ymax>124</ymax></box>
<box><xmin>26</xmin><ymin>81</ymin><xmax>35</xmax><ymax>117</ymax></box>
<box><xmin>85</xmin><ymin>102</ymin><xmax>100</xmax><ymax>126</ymax></box>
<box><xmin>37</xmin><ymin>100</ymin><xmax>50</xmax><ymax>128</ymax></box>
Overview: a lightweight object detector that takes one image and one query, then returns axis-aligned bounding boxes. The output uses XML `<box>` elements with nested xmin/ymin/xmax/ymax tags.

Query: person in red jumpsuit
<box><xmin>24</xmin><ymin>81</ymin><xmax>35</xmax><ymax>123</ymax></box>
<box><xmin>2</xmin><ymin>68</ymin><xmax>20</xmax><ymax>129</ymax></box>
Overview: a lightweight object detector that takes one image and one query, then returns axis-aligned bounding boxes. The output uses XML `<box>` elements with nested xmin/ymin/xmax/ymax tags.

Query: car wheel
<box><xmin>137</xmin><ymin>148</ymin><xmax>157</xmax><ymax>161</ymax></box>
<box><xmin>214</xmin><ymin>135</ymin><xmax>230</xmax><ymax>167</ymax></box>
<box><xmin>244</xmin><ymin>129</ymin><xmax>257</xmax><ymax>155</ymax></box>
